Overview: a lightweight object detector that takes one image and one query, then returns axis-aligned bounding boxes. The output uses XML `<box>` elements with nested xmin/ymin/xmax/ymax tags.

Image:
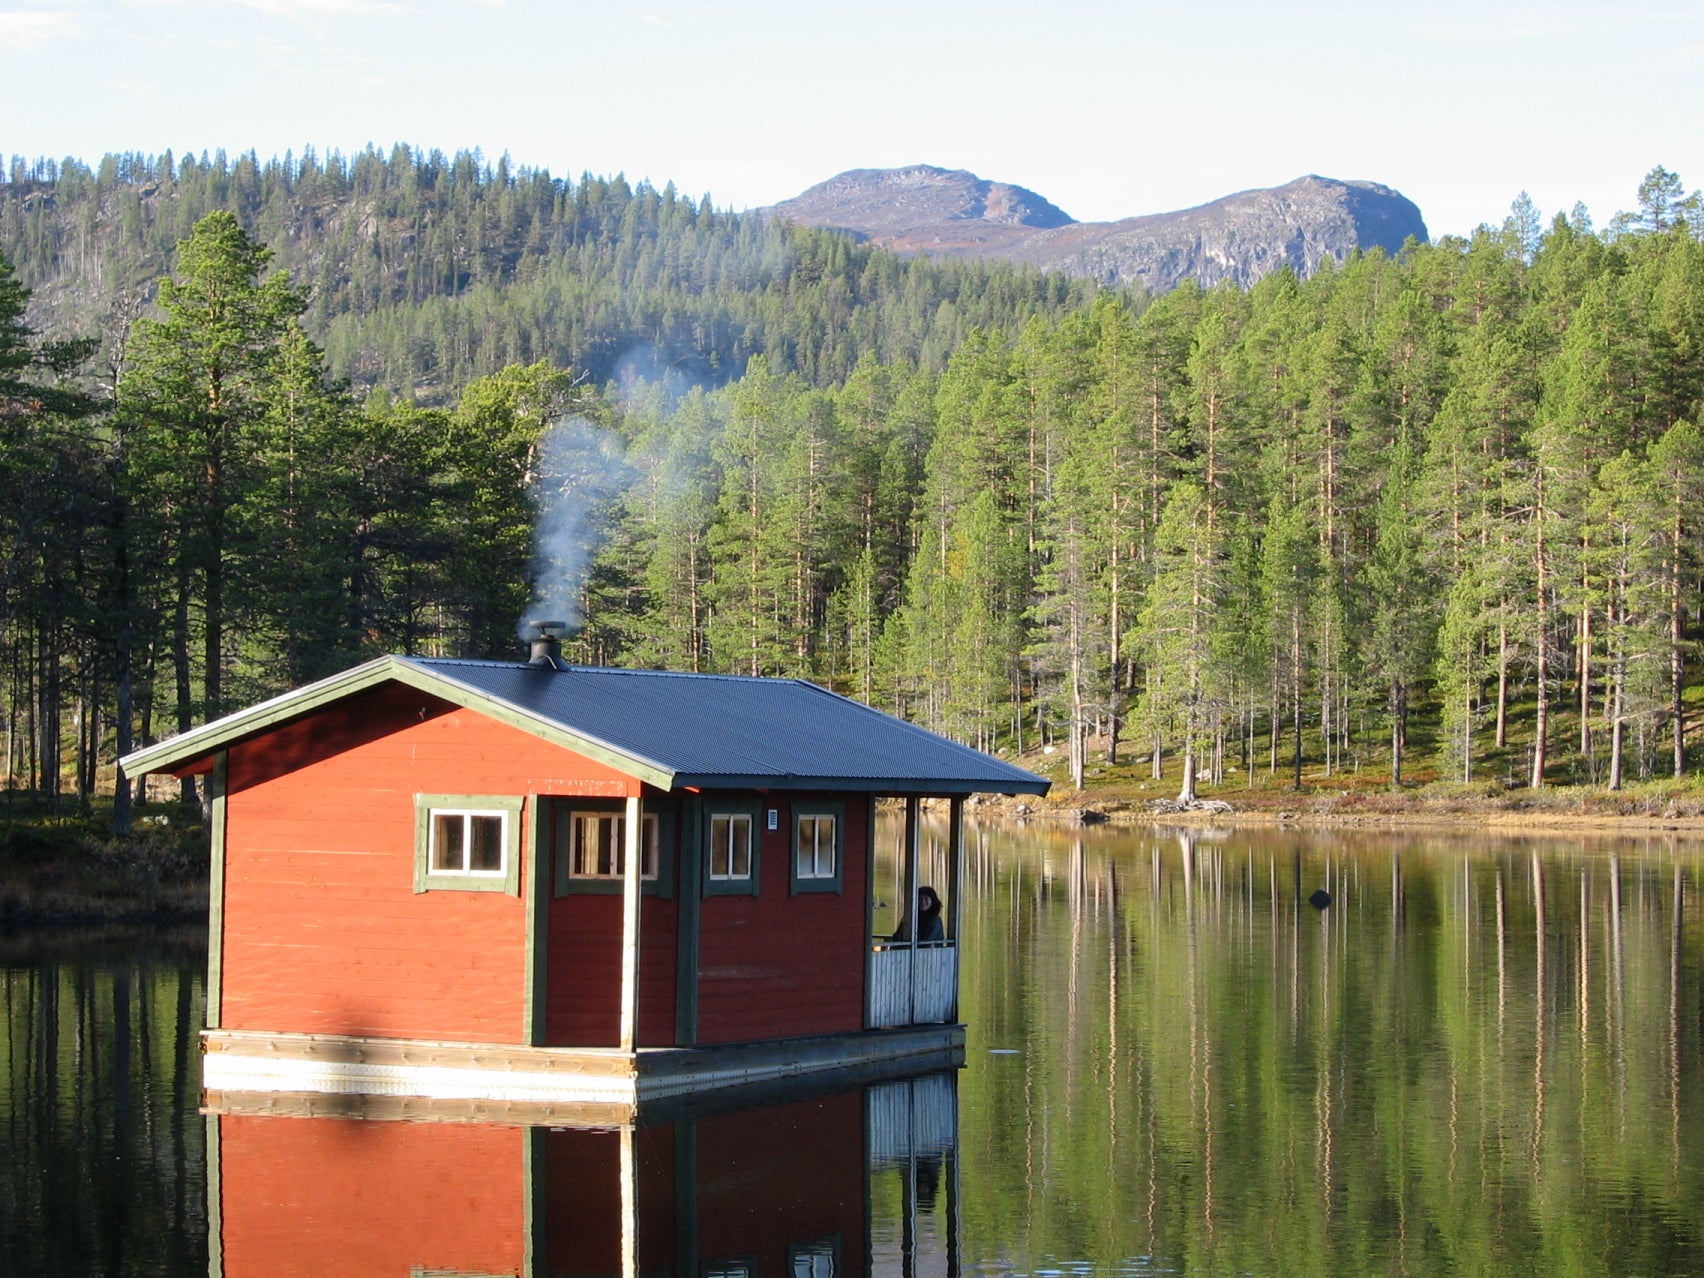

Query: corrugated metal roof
<box><xmin>119</xmin><ymin>654</ymin><xmax>1050</xmax><ymax>797</ymax></box>
<box><xmin>411</xmin><ymin>658</ymin><xmax>1048</xmax><ymax>795</ymax></box>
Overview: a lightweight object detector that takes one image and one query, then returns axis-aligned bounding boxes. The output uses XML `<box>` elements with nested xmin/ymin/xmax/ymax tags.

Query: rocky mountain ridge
<box><xmin>765</xmin><ymin>167</ymin><xmax>1429</xmax><ymax>293</ymax></box>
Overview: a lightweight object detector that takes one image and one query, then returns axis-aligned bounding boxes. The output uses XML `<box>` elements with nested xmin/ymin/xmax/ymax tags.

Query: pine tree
<box><xmin>120</xmin><ymin>211</ymin><xmax>306</xmax><ymax>729</ymax></box>
<box><xmin>1134</xmin><ymin>483</ymin><xmax>1226</xmax><ymax>804</ymax></box>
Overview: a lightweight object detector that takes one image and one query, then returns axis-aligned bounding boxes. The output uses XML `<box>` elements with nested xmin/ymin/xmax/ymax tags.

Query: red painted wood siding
<box><xmin>221</xmin><ymin>683</ymin><xmax>636</xmax><ymax>1043</ymax></box>
<box><xmin>543</xmin><ymin>1124</ymin><xmax>677</xmax><ymax>1274</ymax></box>
<box><xmin>695</xmin><ymin>1090</ymin><xmax>866</xmax><ymax>1273</ymax></box>
<box><xmin>217</xmin><ymin>1114</ymin><xmax>524</xmax><ymax>1277</ymax></box>
<box><xmin>544</xmin><ymin>893</ymin><xmax>679</xmax><ymax>1046</ymax></box>
<box><xmin>696</xmin><ymin>794</ymin><xmax>869</xmax><ymax>1044</ymax></box>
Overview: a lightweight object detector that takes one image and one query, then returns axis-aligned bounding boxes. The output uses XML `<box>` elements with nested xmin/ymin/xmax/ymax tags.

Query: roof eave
<box><xmin>118</xmin><ymin>655</ymin><xmax>404</xmax><ymax>778</ymax></box>
<box><xmin>117</xmin><ymin>655</ymin><xmax>678</xmax><ymax>790</ymax></box>
<box><xmin>669</xmin><ymin>773</ymin><xmax>1052</xmax><ymax>797</ymax></box>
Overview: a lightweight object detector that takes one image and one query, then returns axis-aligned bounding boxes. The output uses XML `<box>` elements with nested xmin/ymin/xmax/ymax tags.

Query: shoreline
<box><xmin>965</xmin><ymin>788</ymin><xmax>1704</xmax><ymax>840</ymax></box>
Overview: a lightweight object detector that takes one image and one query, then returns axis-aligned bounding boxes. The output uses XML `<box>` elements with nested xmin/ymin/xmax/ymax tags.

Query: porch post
<box><xmin>618</xmin><ymin>793</ymin><xmax>643</xmax><ymax>1053</ymax></box>
<box><xmin>619</xmin><ymin>1125</ymin><xmax>639</xmax><ymax>1278</ymax></box>
<box><xmin>947</xmin><ymin>795</ymin><xmax>964</xmax><ymax>1022</ymax></box>
<box><xmin>946</xmin><ymin>796</ymin><xmax>964</xmax><ymax>941</ymax></box>
<box><xmin>903</xmin><ymin>795</ymin><xmax>920</xmax><ymax>1024</ymax></box>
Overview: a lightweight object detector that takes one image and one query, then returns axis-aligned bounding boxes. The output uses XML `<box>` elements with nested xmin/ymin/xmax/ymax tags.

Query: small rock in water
<box><xmin>1308</xmin><ymin>889</ymin><xmax>1333</xmax><ymax>910</ymax></box>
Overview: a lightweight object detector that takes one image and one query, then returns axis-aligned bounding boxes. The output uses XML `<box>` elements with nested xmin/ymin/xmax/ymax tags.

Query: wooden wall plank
<box><xmin>217</xmin><ymin>1115</ymin><xmax>525</xmax><ymax>1278</ymax></box>
<box><xmin>694</xmin><ymin>794</ymin><xmax>868</xmax><ymax>1044</ymax></box>
<box><xmin>219</xmin><ymin>683</ymin><xmax>637</xmax><ymax>1043</ymax></box>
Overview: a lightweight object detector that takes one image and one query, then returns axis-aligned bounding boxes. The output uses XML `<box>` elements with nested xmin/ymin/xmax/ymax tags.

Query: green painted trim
<box><xmin>701</xmin><ymin>800</ymin><xmax>762</xmax><ymax>898</ymax></box>
<box><xmin>120</xmin><ymin>655</ymin><xmax>401</xmax><ymax>776</ymax></box>
<box><xmin>524</xmin><ymin>795</ymin><xmax>549</xmax><ymax>1047</ymax></box>
<box><xmin>668</xmin><ymin>772</ymin><xmax>1051</xmax><ymax>796</ymax></box>
<box><xmin>523</xmin><ymin>1125</ymin><xmax>543</xmax><ymax>1278</ymax></box>
<box><xmin>675</xmin><ymin>795</ymin><xmax>702</xmax><ymax>1046</ymax></box>
<box><xmin>789</xmin><ymin>799</ymin><xmax>846</xmax><ymax>895</ymax></box>
<box><xmin>862</xmin><ymin>794</ymin><xmax>876</xmax><ymax>1026</ymax></box>
<box><xmin>552</xmin><ymin>797</ymin><xmax>676</xmax><ymax>900</ymax></box>
<box><xmin>206</xmin><ymin>752</ymin><xmax>228</xmax><ymax>1030</ymax></box>
<box><xmin>119</xmin><ymin>655</ymin><xmax>678</xmax><ymax>790</ymax></box>
<box><xmin>206</xmin><ymin>1112</ymin><xmax>223</xmax><ymax>1278</ymax></box>
<box><xmin>675</xmin><ymin>1117</ymin><xmax>699</xmax><ymax>1278</ymax></box>
<box><xmin>413</xmin><ymin>794</ymin><xmax>525</xmax><ymax>895</ymax></box>
<box><xmin>393</xmin><ymin>663</ymin><xmax>676</xmax><ymax>789</ymax></box>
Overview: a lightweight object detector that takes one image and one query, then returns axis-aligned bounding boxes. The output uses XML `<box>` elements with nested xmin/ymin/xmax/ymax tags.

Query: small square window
<box><xmin>710</xmin><ymin>813</ymin><xmax>752</xmax><ymax>880</ymax></box>
<box><xmin>790</xmin><ymin>803</ymin><xmax>844</xmax><ymax>895</ymax></box>
<box><xmin>432</xmin><ymin>810</ymin><xmax>508</xmax><ymax>875</ymax></box>
<box><xmin>414</xmin><ymin>796</ymin><xmax>523</xmax><ymax>895</ymax></box>
<box><xmin>568</xmin><ymin>811</ymin><xmax>659</xmax><ymax>881</ymax></box>
<box><xmin>790</xmin><ymin>1238</ymin><xmax>840</xmax><ymax>1278</ymax></box>
<box><xmin>703</xmin><ymin>802</ymin><xmax>761</xmax><ymax>897</ymax></box>
<box><xmin>796</xmin><ymin>815</ymin><xmax>835</xmax><ymax>879</ymax></box>
<box><xmin>554</xmin><ymin>801</ymin><xmax>674</xmax><ymax>898</ymax></box>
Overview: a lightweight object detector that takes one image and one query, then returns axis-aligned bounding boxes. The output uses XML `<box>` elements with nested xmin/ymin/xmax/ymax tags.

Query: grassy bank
<box><xmin>1001</xmin><ymin>741</ymin><xmax>1704</xmax><ymax>831</ymax></box>
<box><xmin>0</xmin><ymin>796</ymin><xmax>209</xmax><ymax>926</ymax></box>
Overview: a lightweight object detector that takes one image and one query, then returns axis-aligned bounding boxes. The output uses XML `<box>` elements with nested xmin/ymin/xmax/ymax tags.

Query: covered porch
<box><xmin>867</xmin><ymin>795</ymin><xmax>965</xmax><ymax>1030</ymax></box>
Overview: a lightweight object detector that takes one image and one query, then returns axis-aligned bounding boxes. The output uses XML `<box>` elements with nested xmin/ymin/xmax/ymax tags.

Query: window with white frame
<box><xmin>702</xmin><ymin>801</ymin><xmax>760</xmax><ymax>897</ymax></box>
<box><xmin>790</xmin><ymin>802</ymin><xmax>844</xmax><ymax>894</ymax></box>
<box><xmin>413</xmin><ymin>795</ymin><xmax>524</xmax><ymax>894</ymax></box>
<box><xmin>709</xmin><ymin>813</ymin><xmax>753</xmax><ymax>881</ymax></box>
<box><xmin>790</xmin><ymin>1239</ymin><xmax>840</xmax><ymax>1278</ymax></box>
<box><xmin>796</xmin><ymin>814</ymin><xmax>835</xmax><ymax>878</ymax></box>
<box><xmin>432</xmin><ymin>809</ymin><xmax>508</xmax><ymax>875</ymax></box>
<box><xmin>568</xmin><ymin>810</ymin><xmax>659</xmax><ymax>881</ymax></box>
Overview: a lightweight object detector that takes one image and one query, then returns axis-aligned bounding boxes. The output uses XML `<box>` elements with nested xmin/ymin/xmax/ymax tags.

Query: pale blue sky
<box><xmin>3</xmin><ymin>0</ymin><xmax>1700</xmax><ymax>238</ymax></box>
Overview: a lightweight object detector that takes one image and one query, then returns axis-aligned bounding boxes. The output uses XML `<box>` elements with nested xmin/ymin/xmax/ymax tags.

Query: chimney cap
<box><xmin>526</xmin><ymin>620</ymin><xmax>571</xmax><ymax>670</ymax></box>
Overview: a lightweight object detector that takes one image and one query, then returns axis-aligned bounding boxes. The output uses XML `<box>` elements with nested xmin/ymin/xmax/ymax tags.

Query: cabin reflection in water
<box><xmin>208</xmin><ymin>1070</ymin><xmax>959</xmax><ymax>1277</ymax></box>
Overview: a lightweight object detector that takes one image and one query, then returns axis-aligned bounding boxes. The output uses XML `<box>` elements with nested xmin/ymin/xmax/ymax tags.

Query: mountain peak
<box><xmin>769</xmin><ymin>165</ymin><xmax>1076</xmax><ymax>239</ymax></box>
<box><xmin>763</xmin><ymin>167</ymin><xmax>1428</xmax><ymax>292</ymax></box>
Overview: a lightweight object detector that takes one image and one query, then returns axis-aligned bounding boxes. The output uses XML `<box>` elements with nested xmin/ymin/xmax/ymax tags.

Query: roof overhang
<box><xmin>117</xmin><ymin>655</ymin><xmax>680</xmax><ymax>789</ymax></box>
<box><xmin>118</xmin><ymin>656</ymin><xmax>1051</xmax><ymax>799</ymax></box>
<box><xmin>670</xmin><ymin>773</ymin><xmax>1049</xmax><ymax>796</ymax></box>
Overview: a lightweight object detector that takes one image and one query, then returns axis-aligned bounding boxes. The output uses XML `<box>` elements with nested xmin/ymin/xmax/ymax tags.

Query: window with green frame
<box><xmin>554</xmin><ymin>802</ymin><xmax>674</xmax><ymax>897</ymax></box>
<box><xmin>703</xmin><ymin>801</ymin><xmax>761</xmax><ymax>897</ymax></box>
<box><xmin>790</xmin><ymin>802</ymin><xmax>844</xmax><ymax>894</ymax></box>
<box><xmin>412</xmin><ymin>795</ymin><xmax>524</xmax><ymax>894</ymax></box>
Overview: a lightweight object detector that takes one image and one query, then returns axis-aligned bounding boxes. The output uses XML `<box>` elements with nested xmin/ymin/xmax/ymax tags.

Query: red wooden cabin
<box><xmin>210</xmin><ymin>1068</ymin><xmax>958</xmax><ymax>1278</ymax></box>
<box><xmin>121</xmin><ymin>633</ymin><xmax>1046</xmax><ymax>1109</ymax></box>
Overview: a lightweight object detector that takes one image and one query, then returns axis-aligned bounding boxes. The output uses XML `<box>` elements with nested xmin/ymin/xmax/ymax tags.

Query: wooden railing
<box><xmin>867</xmin><ymin>940</ymin><xmax>957</xmax><ymax>1028</ymax></box>
<box><xmin>866</xmin><ymin>1071</ymin><xmax>958</xmax><ymax>1165</ymax></box>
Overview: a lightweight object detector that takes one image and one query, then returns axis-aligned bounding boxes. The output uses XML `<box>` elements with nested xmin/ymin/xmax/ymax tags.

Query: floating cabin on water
<box><xmin>209</xmin><ymin>1069</ymin><xmax>962</xmax><ymax>1277</ymax></box>
<box><xmin>120</xmin><ymin>627</ymin><xmax>1048</xmax><ymax>1115</ymax></box>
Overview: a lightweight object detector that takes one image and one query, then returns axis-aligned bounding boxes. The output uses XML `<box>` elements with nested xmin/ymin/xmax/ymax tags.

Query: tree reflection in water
<box><xmin>933</xmin><ymin>819</ymin><xmax>1704</xmax><ymax>1277</ymax></box>
<box><xmin>2</xmin><ymin>825</ymin><xmax>1701</xmax><ymax>1277</ymax></box>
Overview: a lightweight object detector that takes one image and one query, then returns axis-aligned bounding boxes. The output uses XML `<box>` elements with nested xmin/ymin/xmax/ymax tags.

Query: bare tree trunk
<box><xmin>1578</xmin><ymin>578</ymin><xmax>1592</xmax><ymax>757</ymax></box>
<box><xmin>1608</xmin><ymin>647</ymin><xmax>1626</xmax><ymax>791</ymax></box>
<box><xmin>1531</xmin><ymin>478</ymin><xmax>1550</xmax><ymax>789</ymax></box>
<box><xmin>1496</xmin><ymin>618</ymin><xmax>1510</xmax><ymax>748</ymax></box>
<box><xmin>172</xmin><ymin>560</ymin><xmax>197</xmax><ymax>807</ymax></box>
<box><xmin>1291</xmin><ymin>613</ymin><xmax>1304</xmax><ymax>789</ymax></box>
<box><xmin>1390</xmin><ymin>680</ymin><xmax>1404</xmax><ymax>786</ymax></box>
<box><xmin>1670</xmin><ymin>529</ymin><xmax>1687</xmax><ymax>777</ymax></box>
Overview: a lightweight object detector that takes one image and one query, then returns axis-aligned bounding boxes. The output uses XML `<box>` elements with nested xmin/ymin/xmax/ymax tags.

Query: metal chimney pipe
<box><xmin>526</xmin><ymin>620</ymin><xmax>569</xmax><ymax>669</ymax></box>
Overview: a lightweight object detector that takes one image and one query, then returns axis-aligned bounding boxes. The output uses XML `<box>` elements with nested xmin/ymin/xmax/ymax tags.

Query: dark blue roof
<box><xmin>410</xmin><ymin>658</ymin><xmax>1047</xmax><ymax>795</ymax></box>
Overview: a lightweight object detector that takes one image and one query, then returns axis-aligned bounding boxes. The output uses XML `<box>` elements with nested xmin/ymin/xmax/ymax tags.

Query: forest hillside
<box><xmin>3</xmin><ymin>153</ymin><xmax>1704</xmax><ymax>830</ymax></box>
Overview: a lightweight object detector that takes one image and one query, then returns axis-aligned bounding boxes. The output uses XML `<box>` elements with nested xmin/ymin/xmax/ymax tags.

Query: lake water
<box><xmin>3</xmin><ymin>822</ymin><xmax>1701</xmax><ymax>1276</ymax></box>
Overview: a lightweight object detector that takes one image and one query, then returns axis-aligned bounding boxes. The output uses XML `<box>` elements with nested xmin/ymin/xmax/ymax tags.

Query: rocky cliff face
<box><xmin>764</xmin><ymin>167</ymin><xmax>1429</xmax><ymax>292</ymax></box>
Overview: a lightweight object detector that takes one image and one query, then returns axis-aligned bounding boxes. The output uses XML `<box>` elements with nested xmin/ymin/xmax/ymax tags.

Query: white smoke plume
<box><xmin>519</xmin><ymin>416</ymin><xmax>632</xmax><ymax>638</ymax></box>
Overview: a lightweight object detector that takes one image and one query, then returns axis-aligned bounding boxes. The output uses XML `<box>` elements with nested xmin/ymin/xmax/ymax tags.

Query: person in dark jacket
<box><xmin>891</xmin><ymin>885</ymin><xmax>945</xmax><ymax>943</ymax></box>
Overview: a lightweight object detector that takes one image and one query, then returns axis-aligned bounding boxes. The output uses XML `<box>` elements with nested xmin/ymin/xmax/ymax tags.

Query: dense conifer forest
<box><xmin>3</xmin><ymin>150</ymin><xmax>1703</xmax><ymax>827</ymax></box>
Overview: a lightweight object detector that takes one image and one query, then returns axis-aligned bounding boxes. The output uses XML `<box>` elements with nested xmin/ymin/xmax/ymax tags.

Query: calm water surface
<box><xmin>4</xmin><ymin>823</ymin><xmax>1702</xmax><ymax>1277</ymax></box>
